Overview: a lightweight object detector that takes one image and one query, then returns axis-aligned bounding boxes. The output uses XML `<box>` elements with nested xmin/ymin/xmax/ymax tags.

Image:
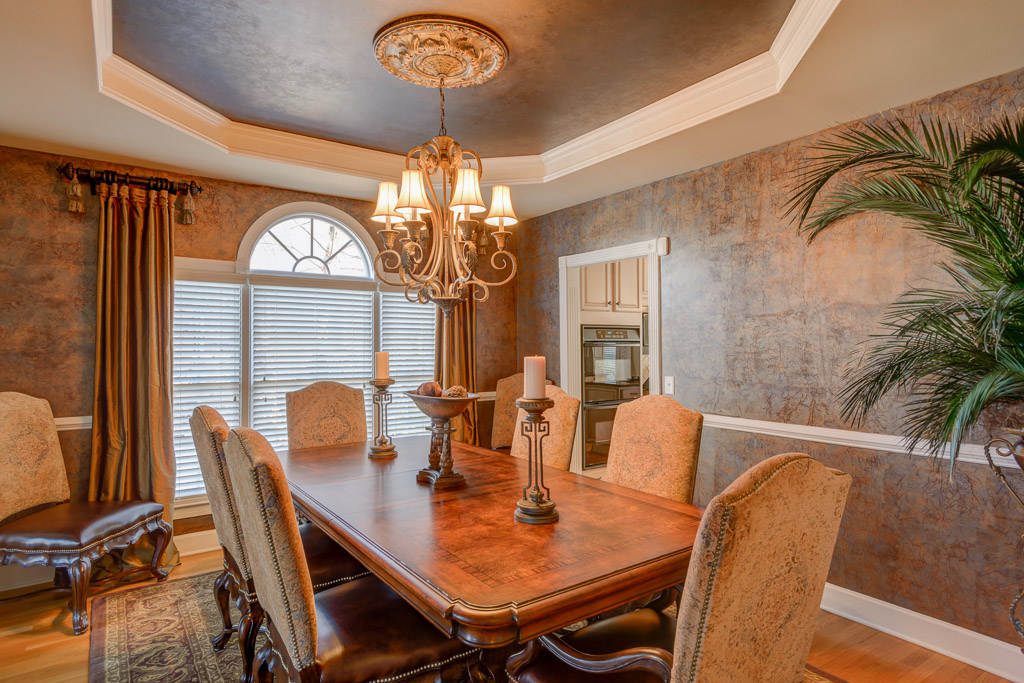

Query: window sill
<box><xmin>174</xmin><ymin>494</ymin><xmax>211</xmax><ymax>519</ymax></box>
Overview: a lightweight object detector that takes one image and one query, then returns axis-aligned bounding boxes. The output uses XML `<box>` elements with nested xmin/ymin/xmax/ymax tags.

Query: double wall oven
<box><xmin>581</xmin><ymin>325</ymin><xmax>648</xmax><ymax>469</ymax></box>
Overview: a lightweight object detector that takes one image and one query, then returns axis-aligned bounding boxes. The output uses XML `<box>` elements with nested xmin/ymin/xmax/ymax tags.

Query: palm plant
<box><xmin>787</xmin><ymin>114</ymin><xmax>1024</xmax><ymax>469</ymax></box>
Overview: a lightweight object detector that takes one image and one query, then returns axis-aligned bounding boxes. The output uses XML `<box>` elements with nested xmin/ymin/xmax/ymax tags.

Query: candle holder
<box><xmin>405</xmin><ymin>392</ymin><xmax>478</xmax><ymax>489</ymax></box>
<box><xmin>367</xmin><ymin>378</ymin><xmax>397</xmax><ymax>458</ymax></box>
<box><xmin>514</xmin><ymin>396</ymin><xmax>559</xmax><ymax>525</ymax></box>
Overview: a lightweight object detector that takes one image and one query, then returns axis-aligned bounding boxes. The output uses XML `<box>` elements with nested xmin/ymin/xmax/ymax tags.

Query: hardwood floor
<box><xmin>0</xmin><ymin>549</ymin><xmax>1011</xmax><ymax>682</ymax></box>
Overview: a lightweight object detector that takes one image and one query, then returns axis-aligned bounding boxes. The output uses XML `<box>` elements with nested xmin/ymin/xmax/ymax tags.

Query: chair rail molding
<box><xmin>702</xmin><ymin>413</ymin><xmax>989</xmax><ymax>466</ymax></box>
<box><xmin>559</xmin><ymin>237</ymin><xmax>668</xmax><ymax>474</ymax></box>
<box><xmin>89</xmin><ymin>0</ymin><xmax>839</xmax><ymax>186</ymax></box>
<box><xmin>54</xmin><ymin>416</ymin><xmax>92</xmax><ymax>432</ymax></box>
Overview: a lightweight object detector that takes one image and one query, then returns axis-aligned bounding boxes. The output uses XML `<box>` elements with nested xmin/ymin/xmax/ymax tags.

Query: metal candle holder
<box><xmin>367</xmin><ymin>378</ymin><xmax>397</xmax><ymax>458</ymax></box>
<box><xmin>514</xmin><ymin>396</ymin><xmax>559</xmax><ymax>525</ymax></box>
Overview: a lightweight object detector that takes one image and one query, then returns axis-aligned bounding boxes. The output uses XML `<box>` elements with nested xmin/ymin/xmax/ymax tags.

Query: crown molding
<box><xmin>90</xmin><ymin>0</ymin><xmax>839</xmax><ymax>187</ymax></box>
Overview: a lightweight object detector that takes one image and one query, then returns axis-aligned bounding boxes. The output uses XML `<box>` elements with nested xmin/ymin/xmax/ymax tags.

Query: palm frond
<box><xmin>790</xmin><ymin>113</ymin><xmax>1024</xmax><ymax>467</ymax></box>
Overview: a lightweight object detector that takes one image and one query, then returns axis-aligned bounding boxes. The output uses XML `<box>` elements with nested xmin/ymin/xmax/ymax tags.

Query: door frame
<box><xmin>558</xmin><ymin>237</ymin><xmax>669</xmax><ymax>473</ymax></box>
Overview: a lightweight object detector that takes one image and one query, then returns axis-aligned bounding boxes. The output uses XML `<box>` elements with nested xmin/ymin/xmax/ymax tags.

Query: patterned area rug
<box><xmin>89</xmin><ymin>571</ymin><xmax>262</xmax><ymax>683</ymax></box>
<box><xmin>90</xmin><ymin>573</ymin><xmax>848</xmax><ymax>683</ymax></box>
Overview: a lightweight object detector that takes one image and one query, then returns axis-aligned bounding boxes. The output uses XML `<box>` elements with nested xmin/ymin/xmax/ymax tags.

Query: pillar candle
<box><xmin>374</xmin><ymin>351</ymin><xmax>389</xmax><ymax>380</ymax></box>
<box><xmin>523</xmin><ymin>356</ymin><xmax>546</xmax><ymax>399</ymax></box>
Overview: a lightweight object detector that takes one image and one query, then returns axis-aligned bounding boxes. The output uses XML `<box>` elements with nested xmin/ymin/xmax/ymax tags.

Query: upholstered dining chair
<box><xmin>0</xmin><ymin>392</ymin><xmax>170</xmax><ymax>635</ymax></box>
<box><xmin>506</xmin><ymin>453</ymin><xmax>851</xmax><ymax>683</ymax></box>
<box><xmin>286</xmin><ymin>381</ymin><xmax>367</xmax><ymax>450</ymax></box>
<box><xmin>222</xmin><ymin>426</ymin><xmax>481</xmax><ymax>682</ymax></box>
<box><xmin>189</xmin><ymin>406</ymin><xmax>370</xmax><ymax>681</ymax></box>
<box><xmin>510</xmin><ymin>385</ymin><xmax>580</xmax><ymax>471</ymax></box>
<box><xmin>492</xmin><ymin>372</ymin><xmax>552</xmax><ymax>450</ymax></box>
<box><xmin>604</xmin><ymin>395</ymin><xmax>703</xmax><ymax>505</ymax></box>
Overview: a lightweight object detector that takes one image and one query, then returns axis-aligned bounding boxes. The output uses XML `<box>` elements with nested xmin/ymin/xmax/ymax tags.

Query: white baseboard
<box><xmin>176</xmin><ymin>529</ymin><xmax>220</xmax><ymax>557</ymax></box>
<box><xmin>0</xmin><ymin>565</ymin><xmax>54</xmax><ymax>593</ymax></box>
<box><xmin>821</xmin><ymin>583</ymin><xmax>1023</xmax><ymax>682</ymax></box>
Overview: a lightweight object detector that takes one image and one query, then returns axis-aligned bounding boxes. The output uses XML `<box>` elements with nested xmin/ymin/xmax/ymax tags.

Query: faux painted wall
<box><xmin>516</xmin><ymin>68</ymin><xmax>1024</xmax><ymax>642</ymax></box>
<box><xmin>0</xmin><ymin>145</ymin><xmax>516</xmax><ymax>496</ymax></box>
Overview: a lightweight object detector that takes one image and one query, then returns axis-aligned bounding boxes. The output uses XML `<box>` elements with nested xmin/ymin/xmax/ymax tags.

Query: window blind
<box><xmin>251</xmin><ymin>285</ymin><xmax>375</xmax><ymax>450</ymax></box>
<box><xmin>171</xmin><ymin>281</ymin><xmax>242</xmax><ymax>498</ymax></box>
<box><xmin>380</xmin><ymin>292</ymin><xmax>436</xmax><ymax>436</ymax></box>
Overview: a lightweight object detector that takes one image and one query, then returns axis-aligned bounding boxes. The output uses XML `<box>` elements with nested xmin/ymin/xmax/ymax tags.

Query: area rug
<box><xmin>90</xmin><ymin>572</ymin><xmax>849</xmax><ymax>683</ymax></box>
<box><xmin>89</xmin><ymin>571</ymin><xmax>262</xmax><ymax>683</ymax></box>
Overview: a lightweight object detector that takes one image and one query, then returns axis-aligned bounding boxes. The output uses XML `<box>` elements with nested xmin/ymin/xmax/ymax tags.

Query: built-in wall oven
<box><xmin>581</xmin><ymin>325</ymin><xmax>645</xmax><ymax>469</ymax></box>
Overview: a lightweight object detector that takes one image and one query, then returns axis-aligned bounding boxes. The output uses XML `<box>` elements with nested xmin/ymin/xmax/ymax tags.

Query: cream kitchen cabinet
<box><xmin>580</xmin><ymin>259</ymin><xmax>644</xmax><ymax>312</ymax></box>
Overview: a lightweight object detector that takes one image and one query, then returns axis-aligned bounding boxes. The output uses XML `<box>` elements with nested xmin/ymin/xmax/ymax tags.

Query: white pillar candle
<box><xmin>523</xmin><ymin>356</ymin><xmax>546</xmax><ymax>399</ymax></box>
<box><xmin>374</xmin><ymin>351</ymin><xmax>389</xmax><ymax>380</ymax></box>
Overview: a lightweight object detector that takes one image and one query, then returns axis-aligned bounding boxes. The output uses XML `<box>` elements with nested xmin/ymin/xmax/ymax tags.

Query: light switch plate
<box><xmin>664</xmin><ymin>376</ymin><xmax>675</xmax><ymax>394</ymax></box>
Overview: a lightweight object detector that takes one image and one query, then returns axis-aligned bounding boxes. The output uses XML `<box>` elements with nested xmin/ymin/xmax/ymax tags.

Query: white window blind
<box><xmin>251</xmin><ymin>285</ymin><xmax>375</xmax><ymax>450</ymax></box>
<box><xmin>171</xmin><ymin>281</ymin><xmax>242</xmax><ymax>498</ymax></box>
<box><xmin>380</xmin><ymin>293</ymin><xmax>436</xmax><ymax>436</ymax></box>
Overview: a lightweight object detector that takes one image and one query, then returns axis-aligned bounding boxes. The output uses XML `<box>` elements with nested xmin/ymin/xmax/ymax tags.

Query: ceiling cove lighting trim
<box><xmin>702</xmin><ymin>413</ymin><xmax>989</xmax><ymax>466</ymax></box>
<box><xmin>90</xmin><ymin>0</ymin><xmax>840</xmax><ymax>188</ymax></box>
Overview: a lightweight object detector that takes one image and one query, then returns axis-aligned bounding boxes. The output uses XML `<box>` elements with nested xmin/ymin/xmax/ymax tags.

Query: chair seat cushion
<box><xmin>298</xmin><ymin>523</ymin><xmax>369</xmax><ymax>591</ymax></box>
<box><xmin>0</xmin><ymin>500</ymin><xmax>164</xmax><ymax>555</ymax></box>
<box><xmin>513</xmin><ymin>608</ymin><xmax>675</xmax><ymax>683</ymax></box>
<box><xmin>315</xmin><ymin>575</ymin><xmax>473</xmax><ymax>683</ymax></box>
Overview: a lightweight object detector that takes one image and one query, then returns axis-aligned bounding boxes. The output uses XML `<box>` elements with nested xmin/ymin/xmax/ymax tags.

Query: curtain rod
<box><xmin>57</xmin><ymin>162</ymin><xmax>203</xmax><ymax>196</ymax></box>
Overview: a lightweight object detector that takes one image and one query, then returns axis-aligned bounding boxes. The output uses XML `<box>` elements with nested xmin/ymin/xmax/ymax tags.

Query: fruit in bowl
<box><xmin>415</xmin><ymin>381</ymin><xmax>443</xmax><ymax>397</ymax></box>
<box><xmin>443</xmin><ymin>385</ymin><xmax>468</xmax><ymax>398</ymax></box>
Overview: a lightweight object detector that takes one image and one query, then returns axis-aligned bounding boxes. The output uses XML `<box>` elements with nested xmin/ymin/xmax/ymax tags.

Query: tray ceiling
<box><xmin>111</xmin><ymin>0</ymin><xmax>796</xmax><ymax>157</ymax></box>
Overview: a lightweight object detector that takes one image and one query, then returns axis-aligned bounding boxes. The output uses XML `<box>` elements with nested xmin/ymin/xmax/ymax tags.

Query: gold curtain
<box><xmin>436</xmin><ymin>295</ymin><xmax>478</xmax><ymax>445</ymax></box>
<box><xmin>88</xmin><ymin>182</ymin><xmax>177</xmax><ymax>577</ymax></box>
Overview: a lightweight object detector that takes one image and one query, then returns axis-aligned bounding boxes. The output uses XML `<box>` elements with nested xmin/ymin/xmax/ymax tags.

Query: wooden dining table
<box><xmin>280</xmin><ymin>434</ymin><xmax>701</xmax><ymax>665</ymax></box>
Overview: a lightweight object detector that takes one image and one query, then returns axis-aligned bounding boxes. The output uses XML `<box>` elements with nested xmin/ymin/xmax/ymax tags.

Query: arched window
<box><xmin>170</xmin><ymin>203</ymin><xmax>436</xmax><ymax>500</ymax></box>
<box><xmin>249</xmin><ymin>214</ymin><xmax>370</xmax><ymax>277</ymax></box>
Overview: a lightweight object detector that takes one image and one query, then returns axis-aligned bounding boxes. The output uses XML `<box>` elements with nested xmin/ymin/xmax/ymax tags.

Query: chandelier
<box><xmin>370</xmin><ymin>15</ymin><xmax>517</xmax><ymax>318</ymax></box>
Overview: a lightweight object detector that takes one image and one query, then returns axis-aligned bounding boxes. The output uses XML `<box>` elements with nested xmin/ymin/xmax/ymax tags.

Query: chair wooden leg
<box><xmin>506</xmin><ymin>639</ymin><xmax>543</xmax><ymax>679</ymax></box>
<box><xmin>254</xmin><ymin>641</ymin><xmax>274</xmax><ymax>683</ymax></box>
<box><xmin>67</xmin><ymin>556</ymin><xmax>92</xmax><ymax>636</ymax></box>
<box><xmin>149</xmin><ymin>518</ymin><xmax>172</xmax><ymax>581</ymax></box>
<box><xmin>238</xmin><ymin>595</ymin><xmax>265</xmax><ymax>683</ymax></box>
<box><xmin>212</xmin><ymin>568</ymin><xmax>236</xmax><ymax>651</ymax></box>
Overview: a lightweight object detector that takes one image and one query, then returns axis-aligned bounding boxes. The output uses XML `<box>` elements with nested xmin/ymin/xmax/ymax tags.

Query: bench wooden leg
<box><xmin>150</xmin><ymin>518</ymin><xmax>172</xmax><ymax>581</ymax></box>
<box><xmin>67</xmin><ymin>556</ymin><xmax>92</xmax><ymax>636</ymax></box>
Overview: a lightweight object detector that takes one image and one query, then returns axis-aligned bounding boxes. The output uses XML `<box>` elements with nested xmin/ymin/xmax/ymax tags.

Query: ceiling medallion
<box><xmin>369</xmin><ymin>14</ymin><xmax>517</xmax><ymax>318</ymax></box>
<box><xmin>373</xmin><ymin>15</ymin><xmax>508</xmax><ymax>88</ymax></box>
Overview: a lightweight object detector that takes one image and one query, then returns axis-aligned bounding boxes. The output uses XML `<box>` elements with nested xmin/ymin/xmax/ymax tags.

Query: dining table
<box><xmin>280</xmin><ymin>433</ymin><xmax>702</xmax><ymax>673</ymax></box>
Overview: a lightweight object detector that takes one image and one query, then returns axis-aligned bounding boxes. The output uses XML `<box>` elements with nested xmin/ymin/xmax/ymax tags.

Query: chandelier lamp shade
<box><xmin>370</xmin><ymin>14</ymin><xmax>517</xmax><ymax>317</ymax></box>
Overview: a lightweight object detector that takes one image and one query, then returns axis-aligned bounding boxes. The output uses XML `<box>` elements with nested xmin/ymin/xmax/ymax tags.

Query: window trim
<box><xmin>235</xmin><ymin>202</ymin><xmax>379</xmax><ymax>276</ymax></box>
<box><xmin>172</xmin><ymin>202</ymin><xmax>434</xmax><ymax>507</ymax></box>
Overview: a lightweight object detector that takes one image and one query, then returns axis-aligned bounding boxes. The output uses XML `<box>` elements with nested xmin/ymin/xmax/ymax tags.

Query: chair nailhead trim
<box><xmin>207</xmin><ymin>421</ymin><xmax>251</xmax><ymax>579</ymax></box>
<box><xmin>685</xmin><ymin>455</ymin><xmax>825</xmax><ymax>683</ymax></box>
<box><xmin>312</xmin><ymin>570</ymin><xmax>371</xmax><ymax>590</ymax></box>
<box><xmin>364</xmin><ymin>648</ymin><xmax>478</xmax><ymax>683</ymax></box>
<box><xmin>506</xmin><ymin>669</ymin><xmax>518</xmax><ymax>683</ymax></box>
<box><xmin>0</xmin><ymin>512</ymin><xmax>163</xmax><ymax>554</ymax></box>
<box><xmin>237</xmin><ymin>435</ymin><xmax>312</xmax><ymax>670</ymax></box>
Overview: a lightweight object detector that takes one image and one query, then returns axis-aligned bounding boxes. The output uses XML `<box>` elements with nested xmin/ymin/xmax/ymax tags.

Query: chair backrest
<box><xmin>604</xmin><ymin>395</ymin><xmax>703</xmax><ymax>504</ymax></box>
<box><xmin>492</xmin><ymin>373</ymin><xmax>553</xmax><ymax>449</ymax></box>
<box><xmin>285</xmin><ymin>381</ymin><xmax>367</xmax><ymax>450</ymax></box>
<box><xmin>223</xmin><ymin>427</ymin><xmax>318</xmax><ymax>671</ymax></box>
<box><xmin>0</xmin><ymin>392</ymin><xmax>70</xmax><ymax>523</ymax></box>
<box><xmin>671</xmin><ymin>453</ymin><xmax>851</xmax><ymax>683</ymax></box>
<box><xmin>189</xmin><ymin>405</ymin><xmax>249</xmax><ymax>582</ymax></box>
<box><xmin>510</xmin><ymin>385</ymin><xmax>580</xmax><ymax>471</ymax></box>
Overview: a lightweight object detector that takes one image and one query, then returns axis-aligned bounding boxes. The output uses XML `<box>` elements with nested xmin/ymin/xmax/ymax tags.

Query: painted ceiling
<box><xmin>111</xmin><ymin>0</ymin><xmax>796</xmax><ymax>156</ymax></box>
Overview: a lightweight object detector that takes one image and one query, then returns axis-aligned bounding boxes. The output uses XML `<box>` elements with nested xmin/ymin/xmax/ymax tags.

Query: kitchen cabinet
<box><xmin>580</xmin><ymin>259</ymin><xmax>644</xmax><ymax>312</ymax></box>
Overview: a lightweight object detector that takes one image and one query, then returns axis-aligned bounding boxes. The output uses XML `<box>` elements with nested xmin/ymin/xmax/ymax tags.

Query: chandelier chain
<box><xmin>438</xmin><ymin>76</ymin><xmax>447</xmax><ymax>137</ymax></box>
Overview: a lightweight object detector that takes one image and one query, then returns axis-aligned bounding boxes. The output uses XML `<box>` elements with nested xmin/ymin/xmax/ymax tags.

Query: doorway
<box><xmin>558</xmin><ymin>238</ymin><xmax>668</xmax><ymax>474</ymax></box>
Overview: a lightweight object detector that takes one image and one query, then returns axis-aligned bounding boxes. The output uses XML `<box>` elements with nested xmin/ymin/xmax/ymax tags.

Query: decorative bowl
<box><xmin>404</xmin><ymin>392</ymin><xmax>479</xmax><ymax>421</ymax></box>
